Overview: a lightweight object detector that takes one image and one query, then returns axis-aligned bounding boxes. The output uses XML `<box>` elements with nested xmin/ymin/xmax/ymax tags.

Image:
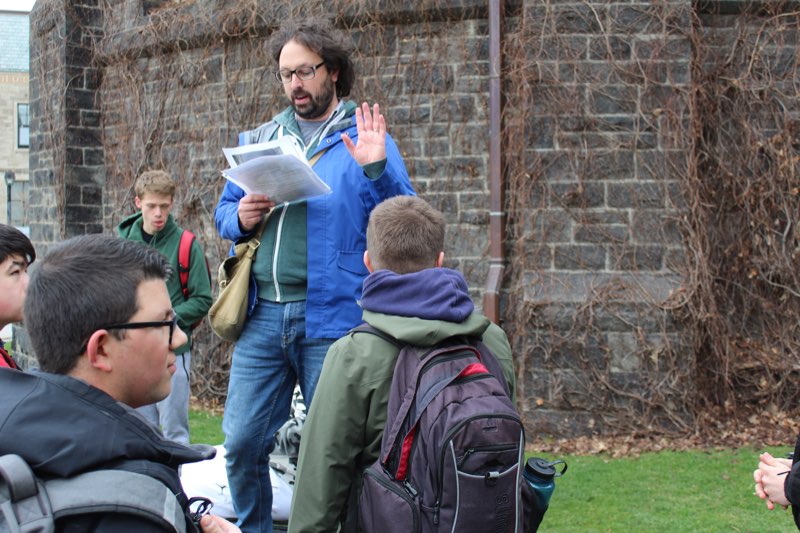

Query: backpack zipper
<box><xmin>456</xmin><ymin>443</ymin><xmax>519</xmax><ymax>469</ymax></box>
<box><xmin>419</xmin><ymin>349</ymin><xmax>477</xmax><ymax>376</ymax></box>
<box><xmin>434</xmin><ymin>413</ymin><xmax>524</xmax><ymax>525</ymax></box>
<box><xmin>363</xmin><ymin>468</ymin><xmax>420</xmax><ymax>532</ymax></box>
<box><xmin>452</xmin><ymin>373</ymin><xmax>492</xmax><ymax>385</ymax></box>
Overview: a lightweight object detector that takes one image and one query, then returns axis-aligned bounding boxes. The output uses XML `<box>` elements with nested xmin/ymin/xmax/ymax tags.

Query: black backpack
<box><xmin>352</xmin><ymin>324</ymin><xmax>542</xmax><ymax>532</ymax></box>
<box><xmin>0</xmin><ymin>454</ymin><xmax>189</xmax><ymax>532</ymax></box>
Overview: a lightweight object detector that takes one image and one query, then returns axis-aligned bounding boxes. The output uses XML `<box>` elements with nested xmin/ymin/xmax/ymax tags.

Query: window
<box><xmin>17</xmin><ymin>103</ymin><xmax>29</xmax><ymax>149</ymax></box>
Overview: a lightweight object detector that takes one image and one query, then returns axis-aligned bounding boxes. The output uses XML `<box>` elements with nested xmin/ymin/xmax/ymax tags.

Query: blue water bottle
<box><xmin>522</xmin><ymin>456</ymin><xmax>567</xmax><ymax>528</ymax></box>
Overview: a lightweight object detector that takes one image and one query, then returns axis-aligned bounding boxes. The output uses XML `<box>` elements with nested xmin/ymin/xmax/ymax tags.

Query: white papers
<box><xmin>221</xmin><ymin>137</ymin><xmax>331</xmax><ymax>204</ymax></box>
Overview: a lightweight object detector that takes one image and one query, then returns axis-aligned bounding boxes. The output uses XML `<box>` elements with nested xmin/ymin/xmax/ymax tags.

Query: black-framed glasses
<box><xmin>102</xmin><ymin>313</ymin><xmax>178</xmax><ymax>346</ymax></box>
<box><xmin>274</xmin><ymin>61</ymin><xmax>325</xmax><ymax>84</ymax></box>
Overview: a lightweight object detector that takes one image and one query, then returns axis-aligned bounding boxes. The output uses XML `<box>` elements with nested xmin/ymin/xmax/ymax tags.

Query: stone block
<box><xmin>589</xmin><ymin>36</ymin><xmax>632</xmax><ymax>61</ymax></box>
<box><xmin>554</xmin><ymin>244</ymin><xmax>606</xmax><ymax>271</ymax></box>
<box><xmin>588</xmin><ymin>85</ymin><xmax>638</xmax><ymax>115</ymax></box>
<box><xmin>608</xmin><ymin>181</ymin><xmax>665</xmax><ymax>209</ymax></box>
<box><xmin>574</xmin><ymin>223</ymin><xmax>629</xmax><ymax>244</ymax></box>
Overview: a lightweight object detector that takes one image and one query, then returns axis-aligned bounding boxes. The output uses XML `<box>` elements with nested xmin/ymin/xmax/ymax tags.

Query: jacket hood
<box><xmin>360</xmin><ymin>268</ymin><xmax>489</xmax><ymax>346</ymax></box>
<box><xmin>116</xmin><ymin>211</ymin><xmax>180</xmax><ymax>241</ymax></box>
<box><xmin>0</xmin><ymin>370</ymin><xmax>214</xmax><ymax>478</ymax></box>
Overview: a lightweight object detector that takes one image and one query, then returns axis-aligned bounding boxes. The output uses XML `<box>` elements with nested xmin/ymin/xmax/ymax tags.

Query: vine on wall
<box><xmin>35</xmin><ymin>0</ymin><xmax>800</xmax><ymax>437</ymax></box>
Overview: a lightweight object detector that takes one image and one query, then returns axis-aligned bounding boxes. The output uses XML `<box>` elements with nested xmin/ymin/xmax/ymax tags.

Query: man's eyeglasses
<box><xmin>274</xmin><ymin>61</ymin><xmax>325</xmax><ymax>84</ymax></box>
<box><xmin>101</xmin><ymin>313</ymin><xmax>178</xmax><ymax>346</ymax></box>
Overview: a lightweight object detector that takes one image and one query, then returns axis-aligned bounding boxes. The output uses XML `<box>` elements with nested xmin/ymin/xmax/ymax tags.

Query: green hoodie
<box><xmin>116</xmin><ymin>212</ymin><xmax>213</xmax><ymax>354</ymax></box>
<box><xmin>289</xmin><ymin>311</ymin><xmax>515</xmax><ymax>533</ymax></box>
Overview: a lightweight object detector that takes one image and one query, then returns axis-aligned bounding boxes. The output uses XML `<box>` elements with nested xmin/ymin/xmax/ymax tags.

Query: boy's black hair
<box><xmin>0</xmin><ymin>224</ymin><xmax>35</xmax><ymax>266</ymax></box>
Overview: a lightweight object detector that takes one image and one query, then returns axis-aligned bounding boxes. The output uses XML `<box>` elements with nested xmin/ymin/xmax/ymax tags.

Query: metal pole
<box><xmin>5</xmin><ymin>181</ymin><xmax>10</xmax><ymax>225</ymax></box>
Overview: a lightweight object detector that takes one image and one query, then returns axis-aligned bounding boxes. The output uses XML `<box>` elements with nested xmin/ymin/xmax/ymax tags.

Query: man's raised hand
<box><xmin>342</xmin><ymin>102</ymin><xmax>387</xmax><ymax>166</ymax></box>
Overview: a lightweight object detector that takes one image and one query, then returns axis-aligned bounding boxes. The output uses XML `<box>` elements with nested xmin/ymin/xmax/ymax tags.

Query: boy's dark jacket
<box><xmin>787</xmin><ymin>437</ymin><xmax>800</xmax><ymax>528</ymax></box>
<box><xmin>117</xmin><ymin>212</ymin><xmax>213</xmax><ymax>354</ymax></box>
<box><xmin>288</xmin><ymin>267</ymin><xmax>517</xmax><ymax>532</ymax></box>
<box><xmin>0</xmin><ymin>369</ymin><xmax>215</xmax><ymax>532</ymax></box>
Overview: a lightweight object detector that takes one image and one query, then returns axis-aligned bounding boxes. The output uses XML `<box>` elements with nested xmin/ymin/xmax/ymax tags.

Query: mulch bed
<box><xmin>528</xmin><ymin>407</ymin><xmax>800</xmax><ymax>457</ymax></box>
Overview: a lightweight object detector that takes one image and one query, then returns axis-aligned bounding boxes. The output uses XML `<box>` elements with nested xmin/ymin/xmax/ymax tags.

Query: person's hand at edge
<box><xmin>755</xmin><ymin>451</ymin><xmax>791</xmax><ymax>510</ymax></box>
<box><xmin>342</xmin><ymin>102</ymin><xmax>387</xmax><ymax>167</ymax></box>
<box><xmin>200</xmin><ymin>514</ymin><xmax>241</xmax><ymax>533</ymax></box>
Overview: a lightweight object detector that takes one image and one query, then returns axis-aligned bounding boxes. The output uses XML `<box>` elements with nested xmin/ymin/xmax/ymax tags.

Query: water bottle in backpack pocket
<box><xmin>521</xmin><ymin>456</ymin><xmax>568</xmax><ymax>531</ymax></box>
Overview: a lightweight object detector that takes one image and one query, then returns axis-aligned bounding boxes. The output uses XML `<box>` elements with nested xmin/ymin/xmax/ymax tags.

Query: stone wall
<box><xmin>24</xmin><ymin>0</ymin><xmax>798</xmax><ymax>435</ymax></box>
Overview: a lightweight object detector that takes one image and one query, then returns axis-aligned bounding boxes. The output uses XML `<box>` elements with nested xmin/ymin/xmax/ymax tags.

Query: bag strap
<box><xmin>178</xmin><ymin>230</ymin><xmax>195</xmax><ymax>299</ymax></box>
<box><xmin>0</xmin><ymin>454</ymin><xmax>52</xmax><ymax>531</ymax></box>
<box><xmin>474</xmin><ymin>340</ymin><xmax>511</xmax><ymax>397</ymax></box>
<box><xmin>0</xmin><ymin>453</ymin><xmax>39</xmax><ymax>502</ymax></box>
<box><xmin>308</xmin><ymin>149</ymin><xmax>326</xmax><ymax>167</ymax></box>
<box><xmin>0</xmin><ymin>454</ymin><xmax>187</xmax><ymax>533</ymax></box>
<box><xmin>350</xmin><ymin>323</ymin><xmax>402</xmax><ymax>348</ymax></box>
<box><xmin>46</xmin><ymin>470</ymin><xmax>187</xmax><ymax>533</ymax></box>
<box><xmin>350</xmin><ymin>325</ymin><xmax>481</xmax><ymax>477</ymax></box>
<box><xmin>383</xmin><ymin>344</ymin><xmax>480</xmax><ymax>472</ymax></box>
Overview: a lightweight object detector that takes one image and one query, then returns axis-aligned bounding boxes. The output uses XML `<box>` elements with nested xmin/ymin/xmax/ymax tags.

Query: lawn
<box><xmin>188</xmin><ymin>410</ymin><xmax>796</xmax><ymax>531</ymax></box>
<box><xmin>189</xmin><ymin>408</ymin><xmax>225</xmax><ymax>445</ymax></box>
<box><xmin>540</xmin><ymin>446</ymin><xmax>796</xmax><ymax>532</ymax></box>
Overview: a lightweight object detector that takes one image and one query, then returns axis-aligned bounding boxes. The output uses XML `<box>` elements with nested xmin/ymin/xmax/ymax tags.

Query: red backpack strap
<box><xmin>178</xmin><ymin>230</ymin><xmax>194</xmax><ymax>299</ymax></box>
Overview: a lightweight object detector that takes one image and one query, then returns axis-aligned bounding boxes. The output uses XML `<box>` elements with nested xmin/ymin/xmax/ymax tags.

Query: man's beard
<box><xmin>292</xmin><ymin>77</ymin><xmax>336</xmax><ymax>120</ymax></box>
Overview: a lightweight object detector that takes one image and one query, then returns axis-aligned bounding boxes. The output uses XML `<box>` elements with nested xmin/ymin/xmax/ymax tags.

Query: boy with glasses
<box><xmin>0</xmin><ymin>235</ymin><xmax>237</xmax><ymax>532</ymax></box>
<box><xmin>214</xmin><ymin>16</ymin><xmax>414</xmax><ymax>532</ymax></box>
<box><xmin>0</xmin><ymin>223</ymin><xmax>35</xmax><ymax>369</ymax></box>
<box><xmin>118</xmin><ymin>169</ymin><xmax>213</xmax><ymax>445</ymax></box>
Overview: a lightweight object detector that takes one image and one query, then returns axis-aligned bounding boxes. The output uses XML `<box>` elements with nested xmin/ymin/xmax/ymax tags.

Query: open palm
<box><xmin>342</xmin><ymin>102</ymin><xmax>387</xmax><ymax>166</ymax></box>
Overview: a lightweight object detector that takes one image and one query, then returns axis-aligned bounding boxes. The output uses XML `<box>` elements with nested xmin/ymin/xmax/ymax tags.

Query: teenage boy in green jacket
<box><xmin>288</xmin><ymin>196</ymin><xmax>516</xmax><ymax>532</ymax></box>
<box><xmin>117</xmin><ymin>170</ymin><xmax>213</xmax><ymax>445</ymax></box>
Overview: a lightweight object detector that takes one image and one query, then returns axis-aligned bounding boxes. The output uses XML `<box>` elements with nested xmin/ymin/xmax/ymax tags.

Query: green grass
<box><xmin>188</xmin><ymin>411</ymin><xmax>796</xmax><ymax>531</ymax></box>
<box><xmin>189</xmin><ymin>408</ymin><xmax>224</xmax><ymax>445</ymax></box>
<box><xmin>539</xmin><ymin>446</ymin><xmax>796</xmax><ymax>533</ymax></box>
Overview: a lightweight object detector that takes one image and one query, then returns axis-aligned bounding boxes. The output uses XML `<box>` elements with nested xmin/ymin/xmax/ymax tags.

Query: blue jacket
<box><xmin>214</xmin><ymin>103</ymin><xmax>415</xmax><ymax>338</ymax></box>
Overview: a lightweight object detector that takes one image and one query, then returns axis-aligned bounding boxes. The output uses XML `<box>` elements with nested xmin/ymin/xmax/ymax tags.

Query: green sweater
<box><xmin>288</xmin><ymin>311</ymin><xmax>516</xmax><ymax>533</ymax></box>
<box><xmin>116</xmin><ymin>213</ymin><xmax>213</xmax><ymax>354</ymax></box>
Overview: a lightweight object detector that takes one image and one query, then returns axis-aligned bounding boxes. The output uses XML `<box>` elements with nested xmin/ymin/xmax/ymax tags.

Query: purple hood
<box><xmin>360</xmin><ymin>268</ymin><xmax>474</xmax><ymax>323</ymax></box>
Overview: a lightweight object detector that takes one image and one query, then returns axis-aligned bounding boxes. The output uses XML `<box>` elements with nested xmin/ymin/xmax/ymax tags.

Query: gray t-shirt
<box><xmin>297</xmin><ymin>118</ymin><xmax>323</xmax><ymax>145</ymax></box>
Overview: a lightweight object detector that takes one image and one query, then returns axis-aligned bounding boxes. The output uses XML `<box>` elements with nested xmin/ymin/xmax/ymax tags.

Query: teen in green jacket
<box><xmin>117</xmin><ymin>170</ymin><xmax>213</xmax><ymax>445</ymax></box>
<box><xmin>289</xmin><ymin>196</ymin><xmax>516</xmax><ymax>532</ymax></box>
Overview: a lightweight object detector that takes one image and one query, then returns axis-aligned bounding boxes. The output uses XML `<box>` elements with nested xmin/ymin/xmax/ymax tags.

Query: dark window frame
<box><xmin>17</xmin><ymin>103</ymin><xmax>29</xmax><ymax>149</ymax></box>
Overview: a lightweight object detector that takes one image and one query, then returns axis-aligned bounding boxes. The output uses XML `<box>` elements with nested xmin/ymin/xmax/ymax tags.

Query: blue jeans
<box><xmin>223</xmin><ymin>300</ymin><xmax>334</xmax><ymax>533</ymax></box>
<box><xmin>137</xmin><ymin>351</ymin><xmax>191</xmax><ymax>445</ymax></box>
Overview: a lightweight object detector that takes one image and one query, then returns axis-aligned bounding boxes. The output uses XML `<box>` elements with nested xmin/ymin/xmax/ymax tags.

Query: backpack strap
<box><xmin>178</xmin><ymin>230</ymin><xmax>195</xmax><ymax>299</ymax></box>
<box><xmin>474</xmin><ymin>339</ymin><xmax>512</xmax><ymax>398</ymax></box>
<box><xmin>349</xmin><ymin>323</ymin><xmax>402</xmax><ymax>348</ymax></box>
<box><xmin>349</xmin><ymin>324</ymin><xmax>498</xmax><ymax>479</ymax></box>
<box><xmin>46</xmin><ymin>470</ymin><xmax>187</xmax><ymax>533</ymax></box>
<box><xmin>383</xmin><ymin>344</ymin><xmax>481</xmax><ymax>474</ymax></box>
<box><xmin>0</xmin><ymin>454</ymin><xmax>187</xmax><ymax>533</ymax></box>
<box><xmin>0</xmin><ymin>453</ymin><xmax>40</xmax><ymax>501</ymax></box>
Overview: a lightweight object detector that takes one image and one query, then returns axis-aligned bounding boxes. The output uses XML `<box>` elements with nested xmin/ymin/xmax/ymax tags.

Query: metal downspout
<box><xmin>484</xmin><ymin>0</ymin><xmax>505</xmax><ymax>324</ymax></box>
